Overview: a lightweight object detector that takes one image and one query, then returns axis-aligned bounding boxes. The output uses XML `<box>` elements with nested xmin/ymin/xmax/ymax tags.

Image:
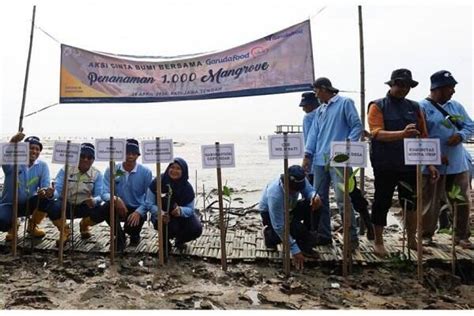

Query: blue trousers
<box><xmin>47</xmin><ymin>199</ymin><xmax>104</xmax><ymax>223</ymax></box>
<box><xmin>0</xmin><ymin>196</ymin><xmax>50</xmax><ymax>232</ymax></box>
<box><xmin>153</xmin><ymin>213</ymin><xmax>202</xmax><ymax>244</ymax></box>
<box><xmin>313</xmin><ymin>166</ymin><xmax>358</xmax><ymax>241</ymax></box>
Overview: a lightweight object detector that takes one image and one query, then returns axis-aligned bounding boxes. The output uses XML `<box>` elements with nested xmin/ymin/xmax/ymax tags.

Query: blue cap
<box><xmin>24</xmin><ymin>136</ymin><xmax>43</xmax><ymax>151</ymax></box>
<box><xmin>299</xmin><ymin>91</ymin><xmax>319</xmax><ymax>107</ymax></box>
<box><xmin>281</xmin><ymin>165</ymin><xmax>306</xmax><ymax>191</ymax></box>
<box><xmin>80</xmin><ymin>143</ymin><xmax>95</xmax><ymax>158</ymax></box>
<box><xmin>126</xmin><ymin>138</ymin><xmax>140</xmax><ymax>155</ymax></box>
<box><xmin>430</xmin><ymin>70</ymin><xmax>458</xmax><ymax>90</ymax></box>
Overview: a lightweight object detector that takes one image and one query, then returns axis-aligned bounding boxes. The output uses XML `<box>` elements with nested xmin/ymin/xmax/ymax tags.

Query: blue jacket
<box><xmin>305</xmin><ymin>94</ymin><xmax>362</xmax><ymax>166</ymax></box>
<box><xmin>102</xmin><ymin>162</ymin><xmax>152</xmax><ymax>213</ymax></box>
<box><xmin>259</xmin><ymin>177</ymin><xmax>315</xmax><ymax>255</ymax></box>
<box><xmin>1</xmin><ymin>160</ymin><xmax>50</xmax><ymax>204</ymax></box>
<box><xmin>420</xmin><ymin>98</ymin><xmax>474</xmax><ymax>174</ymax></box>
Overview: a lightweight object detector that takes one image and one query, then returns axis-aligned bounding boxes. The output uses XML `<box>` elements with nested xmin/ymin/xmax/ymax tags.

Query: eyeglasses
<box><xmin>80</xmin><ymin>154</ymin><xmax>94</xmax><ymax>160</ymax></box>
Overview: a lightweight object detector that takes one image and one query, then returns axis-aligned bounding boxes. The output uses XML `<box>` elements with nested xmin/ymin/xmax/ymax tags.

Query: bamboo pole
<box><xmin>109</xmin><ymin>137</ymin><xmax>116</xmax><ymax>265</ymax></box>
<box><xmin>358</xmin><ymin>5</ymin><xmax>366</xmax><ymax>198</ymax></box>
<box><xmin>58</xmin><ymin>141</ymin><xmax>71</xmax><ymax>265</ymax></box>
<box><xmin>451</xmin><ymin>203</ymin><xmax>458</xmax><ymax>276</ymax></box>
<box><xmin>216</xmin><ymin>142</ymin><xmax>227</xmax><ymax>271</ymax></box>
<box><xmin>282</xmin><ymin>133</ymin><xmax>291</xmax><ymax>277</ymax></box>
<box><xmin>416</xmin><ymin>164</ymin><xmax>423</xmax><ymax>282</ymax></box>
<box><xmin>11</xmin><ymin>145</ymin><xmax>19</xmax><ymax>257</ymax></box>
<box><xmin>342</xmin><ymin>140</ymin><xmax>352</xmax><ymax>277</ymax></box>
<box><xmin>156</xmin><ymin>137</ymin><xmax>165</xmax><ymax>266</ymax></box>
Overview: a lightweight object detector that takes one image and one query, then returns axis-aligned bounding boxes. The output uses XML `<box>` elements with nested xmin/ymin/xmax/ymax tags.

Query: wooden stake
<box><xmin>109</xmin><ymin>137</ymin><xmax>116</xmax><ymax>265</ymax></box>
<box><xmin>11</xmin><ymin>145</ymin><xmax>19</xmax><ymax>257</ymax></box>
<box><xmin>216</xmin><ymin>142</ymin><xmax>227</xmax><ymax>271</ymax></box>
<box><xmin>58</xmin><ymin>141</ymin><xmax>71</xmax><ymax>265</ymax></box>
<box><xmin>416</xmin><ymin>164</ymin><xmax>423</xmax><ymax>282</ymax></box>
<box><xmin>282</xmin><ymin>133</ymin><xmax>291</xmax><ymax>277</ymax></box>
<box><xmin>358</xmin><ymin>5</ymin><xmax>366</xmax><ymax>198</ymax></box>
<box><xmin>451</xmin><ymin>203</ymin><xmax>458</xmax><ymax>276</ymax></box>
<box><xmin>342</xmin><ymin>139</ymin><xmax>352</xmax><ymax>277</ymax></box>
<box><xmin>156</xmin><ymin>137</ymin><xmax>165</xmax><ymax>266</ymax></box>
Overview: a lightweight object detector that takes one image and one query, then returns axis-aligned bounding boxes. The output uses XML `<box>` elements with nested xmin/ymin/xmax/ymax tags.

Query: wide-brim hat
<box><xmin>385</xmin><ymin>68</ymin><xmax>418</xmax><ymax>88</ymax></box>
<box><xmin>430</xmin><ymin>70</ymin><xmax>458</xmax><ymax>90</ymax></box>
<box><xmin>313</xmin><ymin>77</ymin><xmax>339</xmax><ymax>93</ymax></box>
<box><xmin>299</xmin><ymin>91</ymin><xmax>319</xmax><ymax>107</ymax></box>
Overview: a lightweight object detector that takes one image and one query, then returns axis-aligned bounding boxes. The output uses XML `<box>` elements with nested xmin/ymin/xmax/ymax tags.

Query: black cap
<box><xmin>281</xmin><ymin>165</ymin><xmax>306</xmax><ymax>191</ymax></box>
<box><xmin>313</xmin><ymin>77</ymin><xmax>339</xmax><ymax>93</ymax></box>
<box><xmin>430</xmin><ymin>70</ymin><xmax>458</xmax><ymax>90</ymax></box>
<box><xmin>126</xmin><ymin>138</ymin><xmax>140</xmax><ymax>155</ymax></box>
<box><xmin>299</xmin><ymin>91</ymin><xmax>319</xmax><ymax>107</ymax></box>
<box><xmin>385</xmin><ymin>68</ymin><xmax>418</xmax><ymax>88</ymax></box>
<box><xmin>24</xmin><ymin>136</ymin><xmax>43</xmax><ymax>151</ymax></box>
<box><xmin>80</xmin><ymin>143</ymin><xmax>95</xmax><ymax>159</ymax></box>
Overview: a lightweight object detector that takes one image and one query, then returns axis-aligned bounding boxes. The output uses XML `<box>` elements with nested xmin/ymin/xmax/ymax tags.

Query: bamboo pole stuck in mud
<box><xmin>451</xmin><ymin>203</ymin><xmax>458</xmax><ymax>276</ymax></box>
<box><xmin>58</xmin><ymin>141</ymin><xmax>71</xmax><ymax>265</ymax></box>
<box><xmin>11</xmin><ymin>146</ymin><xmax>19</xmax><ymax>257</ymax></box>
<box><xmin>282</xmin><ymin>133</ymin><xmax>291</xmax><ymax>277</ymax></box>
<box><xmin>416</xmin><ymin>164</ymin><xmax>423</xmax><ymax>282</ymax></box>
<box><xmin>358</xmin><ymin>5</ymin><xmax>366</xmax><ymax>199</ymax></box>
<box><xmin>342</xmin><ymin>140</ymin><xmax>352</xmax><ymax>277</ymax></box>
<box><xmin>109</xmin><ymin>137</ymin><xmax>116</xmax><ymax>265</ymax></box>
<box><xmin>215</xmin><ymin>142</ymin><xmax>228</xmax><ymax>271</ymax></box>
<box><xmin>156</xmin><ymin>137</ymin><xmax>165</xmax><ymax>266</ymax></box>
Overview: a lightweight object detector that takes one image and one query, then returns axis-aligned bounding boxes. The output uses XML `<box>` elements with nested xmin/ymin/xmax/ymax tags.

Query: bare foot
<box><xmin>408</xmin><ymin>241</ymin><xmax>433</xmax><ymax>254</ymax></box>
<box><xmin>374</xmin><ymin>243</ymin><xmax>388</xmax><ymax>258</ymax></box>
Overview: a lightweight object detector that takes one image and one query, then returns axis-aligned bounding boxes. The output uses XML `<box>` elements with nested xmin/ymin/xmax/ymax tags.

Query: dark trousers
<box><xmin>0</xmin><ymin>196</ymin><xmax>50</xmax><ymax>231</ymax></box>
<box><xmin>47</xmin><ymin>199</ymin><xmax>104</xmax><ymax>223</ymax></box>
<box><xmin>261</xmin><ymin>199</ymin><xmax>318</xmax><ymax>252</ymax></box>
<box><xmin>153</xmin><ymin>213</ymin><xmax>203</xmax><ymax>244</ymax></box>
<box><xmin>371</xmin><ymin>168</ymin><xmax>416</xmax><ymax>226</ymax></box>
<box><xmin>99</xmin><ymin>201</ymin><xmax>145</xmax><ymax>237</ymax></box>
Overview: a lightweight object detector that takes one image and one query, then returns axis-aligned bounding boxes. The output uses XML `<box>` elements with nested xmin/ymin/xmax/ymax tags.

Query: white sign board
<box><xmin>95</xmin><ymin>138</ymin><xmax>126</xmax><ymax>161</ymax></box>
<box><xmin>0</xmin><ymin>143</ymin><xmax>29</xmax><ymax>165</ymax></box>
<box><xmin>201</xmin><ymin>144</ymin><xmax>235</xmax><ymax>169</ymax></box>
<box><xmin>52</xmin><ymin>142</ymin><xmax>81</xmax><ymax>165</ymax></box>
<box><xmin>404</xmin><ymin>138</ymin><xmax>441</xmax><ymax>165</ymax></box>
<box><xmin>330</xmin><ymin>141</ymin><xmax>368</xmax><ymax>168</ymax></box>
<box><xmin>141</xmin><ymin>139</ymin><xmax>174</xmax><ymax>164</ymax></box>
<box><xmin>268</xmin><ymin>134</ymin><xmax>304</xmax><ymax>160</ymax></box>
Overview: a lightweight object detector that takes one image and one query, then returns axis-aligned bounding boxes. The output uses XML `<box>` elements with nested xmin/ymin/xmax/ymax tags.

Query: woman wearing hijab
<box><xmin>142</xmin><ymin>157</ymin><xmax>202</xmax><ymax>249</ymax></box>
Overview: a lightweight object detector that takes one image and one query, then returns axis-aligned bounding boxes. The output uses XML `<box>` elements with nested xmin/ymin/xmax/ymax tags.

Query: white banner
<box><xmin>60</xmin><ymin>20</ymin><xmax>314</xmax><ymax>103</ymax></box>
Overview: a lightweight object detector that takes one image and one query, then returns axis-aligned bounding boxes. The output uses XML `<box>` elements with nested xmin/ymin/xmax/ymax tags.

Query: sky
<box><xmin>0</xmin><ymin>0</ymin><xmax>472</xmax><ymax>139</ymax></box>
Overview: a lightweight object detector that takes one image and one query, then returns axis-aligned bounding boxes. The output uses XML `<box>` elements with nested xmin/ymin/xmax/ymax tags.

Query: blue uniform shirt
<box><xmin>420</xmin><ymin>98</ymin><xmax>474</xmax><ymax>174</ymax></box>
<box><xmin>305</xmin><ymin>94</ymin><xmax>362</xmax><ymax>166</ymax></box>
<box><xmin>102</xmin><ymin>162</ymin><xmax>152</xmax><ymax>213</ymax></box>
<box><xmin>259</xmin><ymin>177</ymin><xmax>316</xmax><ymax>255</ymax></box>
<box><xmin>1</xmin><ymin>160</ymin><xmax>51</xmax><ymax>204</ymax></box>
<box><xmin>141</xmin><ymin>188</ymin><xmax>195</xmax><ymax>222</ymax></box>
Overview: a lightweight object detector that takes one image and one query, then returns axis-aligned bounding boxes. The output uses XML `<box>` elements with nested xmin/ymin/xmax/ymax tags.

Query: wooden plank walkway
<box><xmin>1</xmin><ymin>221</ymin><xmax>473</xmax><ymax>263</ymax></box>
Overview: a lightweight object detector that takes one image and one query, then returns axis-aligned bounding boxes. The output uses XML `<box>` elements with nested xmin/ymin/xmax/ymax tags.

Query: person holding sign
<box><xmin>47</xmin><ymin>143</ymin><xmax>104</xmax><ymax>246</ymax></box>
<box><xmin>0</xmin><ymin>133</ymin><xmax>53</xmax><ymax>240</ymax></box>
<box><xmin>142</xmin><ymin>158</ymin><xmax>202</xmax><ymax>250</ymax></box>
<box><xmin>259</xmin><ymin>165</ymin><xmax>322</xmax><ymax>270</ymax></box>
<box><xmin>100</xmin><ymin>139</ymin><xmax>153</xmax><ymax>248</ymax></box>
<box><xmin>420</xmin><ymin>70</ymin><xmax>474</xmax><ymax>249</ymax></box>
<box><xmin>302</xmin><ymin>77</ymin><xmax>362</xmax><ymax>247</ymax></box>
<box><xmin>368</xmin><ymin>68</ymin><xmax>438</xmax><ymax>257</ymax></box>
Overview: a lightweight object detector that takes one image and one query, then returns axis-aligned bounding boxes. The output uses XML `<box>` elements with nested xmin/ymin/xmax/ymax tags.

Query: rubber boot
<box><xmin>27</xmin><ymin>210</ymin><xmax>47</xmax><ymax>238</ymax></box>
<box><xmin>5</xmin><ymin>220</ymin><xmax>20</xmax><ymax>242</ymax></box>
<box><xmin>52</xmin><ymin>219</ymin><xmax>71</xmax><ymax>246</ymax></box>
<box><xmin>79</xmin><ymin>217</ymin><xmax>96</xmax><ymax>239</ymax></box>
<box><xmin>406</xmin><ymin>210</ymin><xmax>417</xmax><ymax>250</ymax></box>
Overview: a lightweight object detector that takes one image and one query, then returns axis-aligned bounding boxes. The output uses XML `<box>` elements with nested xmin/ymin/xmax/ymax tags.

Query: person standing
<box><xmin>302</xmin><ymin>77</ymin><xmax>362</xmax><ymax>247</ymax></box>
<box><xmin>420</xmin><ymin>70</ymin><xmax>474</xmax><ymax>249</ymax></box>
<box><xmin>368</xmin><ymin>68</ymin><xmax>438</xmax><ymax>257</ymax></box>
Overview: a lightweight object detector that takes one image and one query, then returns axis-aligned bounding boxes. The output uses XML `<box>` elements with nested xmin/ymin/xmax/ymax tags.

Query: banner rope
<box><xmin>24</xmin><ymin>102</ymin><xmax>59</xmax><ymax>118</ymax></box>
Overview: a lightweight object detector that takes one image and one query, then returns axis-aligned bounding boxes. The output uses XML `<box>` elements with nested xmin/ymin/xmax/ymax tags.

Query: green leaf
<box><xmin>333</xmin><ymin>154</ymin><xmax>349</xmax><ymax>163</ymax></box>
<box><xmin>440</xmin><ymin>120</ymin><xmax>452</xmax><ymax>129</ymax></box>
<box><xmin>27</xmin><ymin>176</ymin><xmax>39</xmax><ymax>187</ymax></box>
<box><xmin>398</xmin><ymin>181</ymin><xmax>413</xmax><ymax>193</ymax></box>
<box><xmin>223</xmin><ymin>185</ymin><xmax>231</xmax><ymax>198</ymax></box>
<box><xmin>337</xmin><ymin>183</ymin><xmax>345</xmax><ymax>193</ymax></box>
<box><xmin>348</xmin><ymin>176</ymin><xmax>355</xmax><ymax>193</ymax></box>
<box><xmin>351</xmin><ymin>168</ymin><xmax>360</xmax><ymax>178</ymax></box>
<box><xmin>437</xmin><ymin>228</ymin><xmax>452</xmax><ymax>235</ymax></box>
<box><xmin>334</xmin><ymin>168</ymin><xmax>344</xmax><ymax>180</ymax></box>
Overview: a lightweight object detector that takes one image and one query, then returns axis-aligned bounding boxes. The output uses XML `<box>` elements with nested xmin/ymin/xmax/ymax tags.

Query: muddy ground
<box><xmin>0</xmin><ymin>250</ymin><xmax>473</xmax><ymax>310</ymax></box>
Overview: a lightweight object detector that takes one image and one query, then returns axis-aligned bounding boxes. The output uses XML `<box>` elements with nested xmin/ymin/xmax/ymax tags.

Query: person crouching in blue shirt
<box><xmin>140</xmin><ymin>158</ymin><xmax>202</xmax><ymax>251</ymax></box>
<box><xmin>259</xmin><ymin>165</ymin><xmax>322</xmax><ymax>270</ymax></box>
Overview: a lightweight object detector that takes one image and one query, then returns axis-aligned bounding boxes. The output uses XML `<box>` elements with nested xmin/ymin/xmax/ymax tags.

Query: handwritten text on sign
<box><xmin>268</xmin><ymin>134</ymin><xmax>304</xmax><ymax>160</ymax></box>
<box><xmin>95</xmin><ymin>139</ymin><xmax>126</xmax><ymax>161</ymax></box>
<box><xmin>0</xmin><ymin>143</ymin><xmax>29</xmax><ymax>165</ymax></box>
<box><xmin>52</xmin><ymin>142</ymin><xmax>81</xmax><ymax>165</ymax></box>
<box><xmin>201</xmin><ymin>144</ymin><xmax>235</xmax><ymax>169</ymax></box>
<box><xmin>141</xmin><ymin>139</ymin><xmax>174</xmax><ymax>164</ymax></box>
<box><xmin>330</xmin><ymin>141</ymin><xmax>368</xmax><ymax>168</ymax></box>
<box><xmin>404</xmin><ymin>138</ymin><xmax>441</xmax><ymax>165</ymax></box>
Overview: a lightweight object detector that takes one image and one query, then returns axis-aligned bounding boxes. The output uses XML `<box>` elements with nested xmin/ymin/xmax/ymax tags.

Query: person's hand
<box><xmin>292</xmin><ymin>252</ymin><xmax>305</xmax><ymax>270</ymax></box>
<box><xmin>115</xmin><ymin>197</ymin><xmax>128</xmax><ymax>218</ymax></box>
<box><xmin>402</xmin><ymin>123</ymin><xmax>420</xmax><ymax>138</ymax></box>
<box><xmin>84</xmin><ymin>197</ymin><xmax>95</xmax><ymax>208</ymax></box>
<box><xmin>441</xmin><ymin>155</ymin><xmax>449</xmax><ymax>165</ymax></box>
<box><xmin>127</xmin><ymin>211</ymin><xmax>142</xmax><ymax>227</ymax></box>
<box><xmin>311</xmin><ymin>195</ymin><xmax>322</xmax><ymax>211</ymax></box>
<box><xmin>447</xmin><ymin>133</ymin><xmax>462</xmax><ymax>146</ymax></box>
<box><xmin>170</xmin><ymin>206</ymin><xmax>181</xmax><ymax>217</ymax></box>
<box><xmin>162</xmin><ymin>213</ymin><xmax>170</xmax><ymax>224</ymax></box>
<box><xmin>9</xmin><ymin>132</ymin><xmax>25</xmax><ymax>143</ymax></box>
<box><xmin>37</xmin><ymin>187</ymin><xmax>53</xmax><ymax>199</ymax></box>
<box><xmin>428</xmin><ymin>165</ymin><xmax>440</xmax><ymax>183</ymax></box>
<box><xmin>302</xmin><ymin>157</ymin><xmax>311</xmax><ymax>173</ymax></box>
